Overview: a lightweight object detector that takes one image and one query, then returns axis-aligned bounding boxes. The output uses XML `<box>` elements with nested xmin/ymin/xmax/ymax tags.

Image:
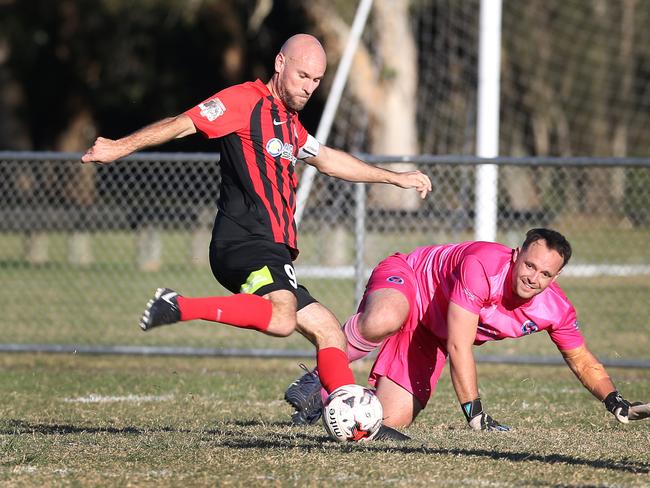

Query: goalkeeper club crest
<box><xmin>521</xmin><ymin>320</ymin><xmax>539</xmax><ymax>335</ymax></box>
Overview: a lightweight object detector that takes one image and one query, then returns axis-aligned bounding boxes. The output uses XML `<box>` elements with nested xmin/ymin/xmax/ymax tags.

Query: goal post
<box><xmin>474</xmin><ymin>0</ymin><xmax>502</xmax><ymax>242</ymax></box>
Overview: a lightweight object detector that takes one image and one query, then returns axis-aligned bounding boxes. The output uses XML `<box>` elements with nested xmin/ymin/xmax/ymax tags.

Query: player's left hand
<box><xmin>604</xmin><ymin>391</ymin><xmax>650</xmax><ymax>423</ymax></box>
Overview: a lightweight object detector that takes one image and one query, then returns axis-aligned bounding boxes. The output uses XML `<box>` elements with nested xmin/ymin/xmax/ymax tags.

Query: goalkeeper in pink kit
<box><xmin>286</xmin><ymin>228</ymin><xmax>650</xmax><ymax>433</ymax></box>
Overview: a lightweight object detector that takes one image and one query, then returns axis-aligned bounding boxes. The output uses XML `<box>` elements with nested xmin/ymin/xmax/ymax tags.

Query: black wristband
<box><xmin>603</xmin><ymin>390</ymin><xmax>632</xmax><ymax>416</ymax></box>
<box><xmin>603</xmin><ymin>390</ymin><xmax>625</xmax><ymax>413</ymax></box>
<box><xmin>461</xmin><ymin>398</ymin><xmax>483</xmax><ymax>422</ymax></box>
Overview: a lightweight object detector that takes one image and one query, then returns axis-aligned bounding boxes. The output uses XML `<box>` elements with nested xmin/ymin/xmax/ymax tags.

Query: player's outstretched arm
<box><xmin>447</xmin><ymin>302</ymin><xmax>510</xmax><ymax>432</ymax></box>
<box><xmin>561</xmin><ymin>344</ymin><xmax>650</xmax><ymax>423</ymax></box>
<box><xmin>305</xmin><ymin>145</ymin><xmax>432</xmax><ymax>199</ymax></box>
<box><xmin>81</xmin><ymin>114</ymin><xmax>196</xmax><ymax>165</ymax></box>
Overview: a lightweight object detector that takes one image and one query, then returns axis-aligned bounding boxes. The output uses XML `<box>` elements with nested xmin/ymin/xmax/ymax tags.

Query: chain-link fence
<box><xmin>1</xmin><ymin>152</ymin><xmax>649</xmax><ymax>363</ymax></box>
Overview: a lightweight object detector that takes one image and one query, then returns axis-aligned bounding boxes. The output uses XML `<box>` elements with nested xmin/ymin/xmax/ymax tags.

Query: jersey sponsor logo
<box><xmin>273</xmin><ymin>118</ymin><xmax>287</xmax><ymax>125</ymax></box>
<box><xmin>521</xmin><ymin>320</ymin><xmax>539</xmax><ymax>335</ymax></box>
<box><xmin>198</xmin><ymin>98</ymin><xmax>226</xmax><ymax>121</ymax></box>
<box><xmin>386</xmin><ymin>275</ymin><xmax>404</xmax><ymax>284</ymax></box>
<box><xmin>240</xmin><ymin>265</ymin><xmax>274</xmax><ymax>294</ymax></box>
<box><xmin>266</xmin><ymin>138</ymin><xmax>284</xmax><ymax>157</ymax></box>
<box><xmin>280</xmin><ymin>143</ymin><xmax>296</xmax><ymax>164</ymax></box>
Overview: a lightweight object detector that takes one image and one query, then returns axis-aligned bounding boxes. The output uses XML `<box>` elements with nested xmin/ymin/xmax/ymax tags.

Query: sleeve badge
<box><xmin>198</xmin><ymin>98</ymin><xmax>226</xmax><ymax>121</ymax></box>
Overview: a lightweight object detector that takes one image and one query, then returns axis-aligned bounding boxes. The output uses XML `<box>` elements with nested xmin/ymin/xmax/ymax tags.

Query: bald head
<box><xmin>267</xmin><ymin>34</ymin><xmax>327</xmax><ymax>111</ymax></box>
<box><xmin>280</xmin><ymin>34</ymin><xmax>327</xmax><ymax>65</ymax></box>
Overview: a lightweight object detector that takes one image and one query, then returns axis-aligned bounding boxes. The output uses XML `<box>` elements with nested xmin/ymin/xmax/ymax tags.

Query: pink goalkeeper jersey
<box><xmin>402</xmin><ymin>241</ymin><xmax>584</xmax><ymax>350</ymax></box>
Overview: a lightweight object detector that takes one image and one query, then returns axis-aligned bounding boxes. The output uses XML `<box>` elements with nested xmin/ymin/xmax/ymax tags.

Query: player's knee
<box><xmin>358</xmin><ymin>311</ymin><xmax>403</xmax><ymax>343</ymax></box>
<box><xmin>265</xmin><ymin>290</ymin><xmax>298</xmax><ymax>337</ymax></box>
<box><xmin>358</xmin><ymin>290</ymin><xmax>409</xmax><ymax>342</ymax></box>
<box><xmin>268</xmin><ymin>310</ymin><xmax>297</xmax><ymax>337</ymax></box>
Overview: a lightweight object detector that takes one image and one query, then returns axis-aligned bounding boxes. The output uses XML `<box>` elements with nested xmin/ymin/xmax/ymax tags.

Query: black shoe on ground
<box><xmin>372</xmin><ymin>424</ymin><xmax>411</xmax><ymax>441</ymax></box>
<box><xmin>139</xmin><ymin>288</ymin><xmax>181</xmax><ymax>331</ymax></box>
<box><xmin>285</xmin><ymin>364</ymin><xmax>324</xmax><ymax>425</ymax></box>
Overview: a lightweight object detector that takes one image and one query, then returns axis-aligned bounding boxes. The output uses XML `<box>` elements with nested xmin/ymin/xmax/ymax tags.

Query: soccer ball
<box><xmin>322</xmin><ymin>384</ymin><xmax>383</xmax><ymax>442</ymax></box>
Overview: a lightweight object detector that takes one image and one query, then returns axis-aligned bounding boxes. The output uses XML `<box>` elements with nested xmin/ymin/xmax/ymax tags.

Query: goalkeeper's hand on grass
<box><xmin>604</xmin><ymin>391</ymin><xmax>650</xmax><ymax>423</ymax></box>
<box><xmin>461</xmin><ymin>398</ymin><xmax>510</xmax><ymax>432</ymax></box>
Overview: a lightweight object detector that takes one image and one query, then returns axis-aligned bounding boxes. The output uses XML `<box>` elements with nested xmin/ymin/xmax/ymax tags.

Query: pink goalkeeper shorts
<box><xmin>360</xmin><ymin>253</ymin><xmax>448</xmax><ymax>408</ymax></box>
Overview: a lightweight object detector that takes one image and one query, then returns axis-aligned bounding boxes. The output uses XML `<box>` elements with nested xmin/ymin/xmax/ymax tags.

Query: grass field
<box><xmin>1</xmin><ymin>354</ymin><xmax>649</xmax><ymax>487</ymax></box>
<box><xmin>1</xmin><ymin>226</ymin><xmax>650</xmax><ymax>485</ymax></box>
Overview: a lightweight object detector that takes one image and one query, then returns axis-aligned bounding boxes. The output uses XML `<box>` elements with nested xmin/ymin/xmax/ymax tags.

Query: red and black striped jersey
<box><xmin>185</xmin><ymin>79</ymin><xmax>311</xmax><ymax>258</ymax></box>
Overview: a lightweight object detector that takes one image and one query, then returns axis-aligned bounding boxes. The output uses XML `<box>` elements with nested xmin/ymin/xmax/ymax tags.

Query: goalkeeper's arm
<box><xmin>561</xmin><ymin>344</ymin><xmax>650</xmax><ymax>423</ymax></box>
<box><xmin>447</xmin><ymin>302</ymin><xmax>509</xmax><ymax>431</ymax></box>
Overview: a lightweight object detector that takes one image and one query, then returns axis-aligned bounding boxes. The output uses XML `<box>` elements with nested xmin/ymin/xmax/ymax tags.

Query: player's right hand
<box><xmin>604</xmin><ymin>391</ymin><xmax>650</xmax><ymax>423</ymax></box>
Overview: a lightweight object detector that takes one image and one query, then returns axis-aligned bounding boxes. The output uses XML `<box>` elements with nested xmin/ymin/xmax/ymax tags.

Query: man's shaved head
<box><xmin>280</xmin><ymin>34</ymin><xmax>327</xmax><ymax>66</ymax></box>
<box><xmin>267</xmin><ymin>34</ymin><xmax>327</xmax><ymax>111</ymax></box>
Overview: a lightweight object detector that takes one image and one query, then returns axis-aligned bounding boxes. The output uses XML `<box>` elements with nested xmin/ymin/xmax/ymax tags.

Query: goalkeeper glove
<box><xmin>461</xmin><ymin>398</ymin><xmax>510</xmax><ymax>431</ymax></box>
<box><xmin>604</xmin><ymin>391</ymin><xmax>650</xmax><ymax>423</ymax></box>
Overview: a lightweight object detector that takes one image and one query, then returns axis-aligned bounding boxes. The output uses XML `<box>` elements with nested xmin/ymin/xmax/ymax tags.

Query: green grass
<box><xmin>2</xmin><ymin>222</ymin><xmax>649</xmax><ymax>486</ymax></box>
<box><xmin>0</xmin><ymin>354</ymin><xmax>648</xmax><ymax>486</ymax></box>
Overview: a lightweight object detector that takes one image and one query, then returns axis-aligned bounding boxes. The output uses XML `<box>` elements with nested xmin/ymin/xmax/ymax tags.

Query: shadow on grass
<box><xmin>222</xmin><ymin>420</ymin><xmax>650</xmax><ymax>475</ymax></box>
<box><xmin>0</xmin><ymin>419</ymin><xmax>176</xmax><ymax>436</ymax></box>
<box><xmin>218</xmin><ymin>437</ymin><xmax>650</xmax><ymax>475</ymax></box>
<box><xmin>3</xmin><ymin>419</ymin><xmax>647</xmax><ymax>475</ymax></box>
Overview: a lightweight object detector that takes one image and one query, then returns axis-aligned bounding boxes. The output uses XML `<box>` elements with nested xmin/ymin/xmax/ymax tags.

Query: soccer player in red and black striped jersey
<box><xmin>81</xmin><ymin>34</ymin><xmax>432</xmax><ymax>416</ymax></box>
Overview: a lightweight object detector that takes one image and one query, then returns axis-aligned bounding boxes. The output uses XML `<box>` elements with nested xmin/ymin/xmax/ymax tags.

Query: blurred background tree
<box><xmin>3</xmin><ymin>0</ymin><xmax>649</xmax><ymax>160</ymax></box>
<box><xmin>0</xmin><ymin>0</ymin><xmax>327</xmax><ymax>152</ymax></box>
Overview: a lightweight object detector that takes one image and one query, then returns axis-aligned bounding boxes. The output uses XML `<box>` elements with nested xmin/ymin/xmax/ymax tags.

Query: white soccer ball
<box><xmin>322</xmin><ymin>384</ymin><xmax>383</xmax><ymax>442</ymax></box>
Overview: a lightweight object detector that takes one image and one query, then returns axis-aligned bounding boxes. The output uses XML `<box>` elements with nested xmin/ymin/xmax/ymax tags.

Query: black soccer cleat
<box><xmin>285</xmin><ymin>364</ymin><xmax>324</xmax><ymax>425</ymax></box>
<box><xmin>372</xmin><ymin>424</ymin><xmax>411</xmax><ymax>441</ymax></box>
<box><xmin>139</xmin><ymin>288</ymin><xmax>181</xmax><ymax>331</ymax></box>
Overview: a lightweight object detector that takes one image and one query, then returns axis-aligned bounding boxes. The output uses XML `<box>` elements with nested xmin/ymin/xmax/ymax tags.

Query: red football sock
<box><xmin>317</xmin><ymin>347</ymin><xmax>355</xmax><ymax>393</ymax></box>
<box><xmin>176</xmin><ymin>294</ymin><xmax>271</xmax><ymax>332</ymax></box>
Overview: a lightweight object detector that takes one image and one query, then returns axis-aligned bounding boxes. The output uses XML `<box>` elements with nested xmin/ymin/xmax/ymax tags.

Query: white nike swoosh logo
<box><xmin>161</xmin><ymin>292</ymin><xmax>176</xmax><ymax>305</ymax></box>
<box><xmin>273</xmin><ymin>119</ymin><xmax>287</xmax><ymax>125</ymax></box>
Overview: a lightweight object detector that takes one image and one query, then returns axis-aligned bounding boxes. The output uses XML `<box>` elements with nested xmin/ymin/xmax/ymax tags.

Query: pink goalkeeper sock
<box><xmin>344</xmin><ymin>313</ymin><xmax>382</xmax><ymax>361</ymax></box>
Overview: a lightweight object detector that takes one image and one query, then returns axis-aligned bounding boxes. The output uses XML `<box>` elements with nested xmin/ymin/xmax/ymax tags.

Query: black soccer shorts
<box><xmin>209</xmin><ymin>239</ymin><xmax>317</xmax><ymax>311</ymax></box>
